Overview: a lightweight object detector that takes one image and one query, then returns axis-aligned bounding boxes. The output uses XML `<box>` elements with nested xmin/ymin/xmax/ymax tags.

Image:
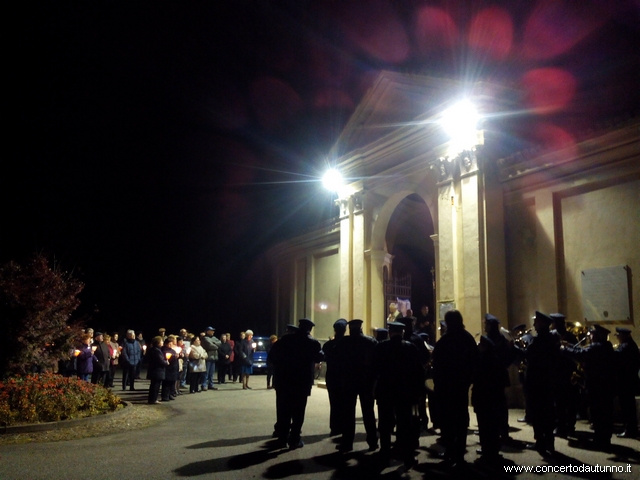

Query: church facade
<box><xmin>267</xmin><ymin>71</ymin><xmax>640</xmax><ymax>355</ymax></box>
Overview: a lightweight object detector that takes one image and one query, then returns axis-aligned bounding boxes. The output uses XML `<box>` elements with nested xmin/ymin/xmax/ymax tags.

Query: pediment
<box><xmin>330</xmin><ymin>71</ymin><xmax>466</xmax><ymax>158</ymax></box>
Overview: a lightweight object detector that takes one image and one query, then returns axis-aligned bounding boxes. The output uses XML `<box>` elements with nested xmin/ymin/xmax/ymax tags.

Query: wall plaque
<box><xmin>438</xmin><ymin>301</ymin><xmax>456</xmax><ymax>321</ymax></box>
<box><xmin>581</xmin><ymin>265</ymin><xmax>631</xmax><ymax>322</ymax></box>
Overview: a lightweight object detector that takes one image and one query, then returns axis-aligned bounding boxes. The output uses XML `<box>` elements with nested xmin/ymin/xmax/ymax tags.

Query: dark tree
<box><xmin>0</xmin><ymin>254</ymin><xmax>84</xmax><ymax>378</ymax></box>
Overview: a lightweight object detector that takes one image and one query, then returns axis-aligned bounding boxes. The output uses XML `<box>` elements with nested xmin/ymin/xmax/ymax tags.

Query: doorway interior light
<box><xmin>440</xmin><ymin>99</ymin><xmax>480</xmax><ymax>155</ymax></box>
<box><xmin>322</xmin><ymin>168</ymin><xmax>343</xmax><ymax>192</ymax></box>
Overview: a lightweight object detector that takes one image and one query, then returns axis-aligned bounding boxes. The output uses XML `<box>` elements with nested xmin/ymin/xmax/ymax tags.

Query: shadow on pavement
<box><xmin>174</xmin><ymin>434</ymin><xmax>329</xmax><ymax>477</ymax></box>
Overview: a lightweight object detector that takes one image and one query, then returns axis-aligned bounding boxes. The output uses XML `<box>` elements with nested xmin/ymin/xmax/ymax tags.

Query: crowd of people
<box><xmin>61</xmin><ymin>326</ymin><xmax>263</xmax><ymax>404</ymax></box>
<box><xmin>57</xmin><ymin>310</ymin><xmax>638</xmax><ymax>471</ymax></box>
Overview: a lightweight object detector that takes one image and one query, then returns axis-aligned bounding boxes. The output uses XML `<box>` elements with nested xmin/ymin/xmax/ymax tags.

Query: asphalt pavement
<box><xmin>1</xmin><ymin>374</ymin><xmax>638</xmax><ymax>480</ymax></box>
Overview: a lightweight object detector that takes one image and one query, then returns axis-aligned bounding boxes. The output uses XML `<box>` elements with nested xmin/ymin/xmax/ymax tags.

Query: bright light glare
<box><xmin>319</xmin><ymin>303</ymin><xmax>328</xmax><ymax>310</ymax></box>
<box><xmin>322</xmin><ymin>169</ymin><xmax>343</xmax><ymax>192</ymax></box>
<box><xmin>441</xmin><ymin>100</ymin><xmax>479</xmax><ymax>154</ymax></box>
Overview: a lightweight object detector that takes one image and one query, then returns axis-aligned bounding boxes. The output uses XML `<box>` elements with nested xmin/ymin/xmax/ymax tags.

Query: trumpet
<box><xmin>513</xmin><ymin>327</ymin><xmax>534</xmax><ymax>350</ymax></box>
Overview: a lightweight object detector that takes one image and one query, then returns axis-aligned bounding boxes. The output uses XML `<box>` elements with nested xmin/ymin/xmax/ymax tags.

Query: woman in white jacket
<box><xmin>188</xmin><ymin>336</ymin><xmax>207</xmax><ymax>393</ymax></box>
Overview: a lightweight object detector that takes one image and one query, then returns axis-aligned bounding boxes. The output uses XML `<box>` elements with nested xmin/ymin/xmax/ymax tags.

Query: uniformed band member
<box><xmin>374</xmin><ymin>327</ymin><xmax>389</xmax><ymax>342</ymax></box>
<box><xmin>334</xmin><ymin>319</ymin><xmax>378</xmax><ymax>452</ymax></box>
<box><xmin>614</xmin><ymin>327</ymin><xmax>639</xmax><ymax>438</ymax></box>
<box><xmin>268</xmin><ymin>318</ymin><xmax>324</xmax><ymax>449</ymax></box>
<box><xmin>562</xmin><ymin>324</ymin><xmax>615</xmax><ymax>449</ymax></box>
<box><xmin>400</xmin><ymin>316</ymin><xmax>431</xmax><ymax>432</ymax></box>
<box><xmin>522</xmin><ymin>311</ymin><xmax>559</xmax><ymax>455</ymax></box>
<box><xmin>373</xmin><ymin>321</ymin><xmax>423</xmax><ymax>469</ymax></box>
<box><xmin>483</xmin><ymin>313</ymin><xmax>514</xmax><ymax>443</ymax></box>
<box><xmin>473</xmin><ymin>335</ymin><xmax>505</xmax><ymax>464</ymax></box>
<box><xmin>513</xmin><ymin>322</ymin><xmax>534</xmax><ymax>424</ymax></box>
<box><xmin>550</xmin><ymin>313</ymin><xmax>579</xmax><ymax>437</ymax></box>
<box><xmin>432</xmin><ymin>310</ymin><xmax>478</xmax><ymax>466</ymax></box>
<box><xmin>323</xmin><ymin>319</ymin><xmax>348</xmax><ymax>437</ymax></box>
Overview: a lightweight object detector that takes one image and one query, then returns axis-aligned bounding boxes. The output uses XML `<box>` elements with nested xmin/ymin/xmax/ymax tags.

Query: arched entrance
<box><xmin>385</xmin><ymin>194</ymin><xmax>436</xmax><ymax>336</ymax></box>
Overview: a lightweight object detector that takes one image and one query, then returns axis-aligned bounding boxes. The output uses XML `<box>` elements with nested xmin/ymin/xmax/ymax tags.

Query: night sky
<box><xmin>5</xmin><ymin>1</ymin><xmax>640</xmax><ymax>338</ymax></box>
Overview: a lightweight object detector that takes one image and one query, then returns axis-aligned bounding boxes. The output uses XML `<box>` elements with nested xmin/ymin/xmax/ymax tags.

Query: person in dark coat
<box><xmin>614</xmin><ymin>327</ymin><xmax>639</xmax><ymax>438</ymax></box>
<box><xmin>147</xmin><ymin>336</ymin><xmax>169</xmax><ymax>404</ymax></box>
<box><xmin>523</xmin><ymin>311</ymin><xmax>560</xmax><ymax>455</ymax></box>
<box><xmin>400</xmin><ymin>316</ymin><xmax>431</xmax><ymax>432</ymax></box>
<box><xmin>473</xmin><ymin>335</ymin><xmax>505</xmax><ymax>465</ymax></box>
<box><xmin>232</xmin><ymin>331</ymin><xmax>246</xmax><ymax>383</ymax></box>
<box><xmin>217</xmin><ymin>334</ymin><xmax>232</xmax><ymax>385</ymax></box>
<box><xmin>76</xmin><ymin>333</ymin><xmax>96</xmax><ymax>382</ymax></box>
<box><xmin>550</xmin><ymin>313</ymin><xmax>580</xmax><ymax>437</ymax></box>
<box><xmin>334</xmin><ymin>319</ymin><xmax>378</xmax><ymax>452</ymax></box>
<box><xmin>484</xmin><ymin>314</ymin><xmax>516</xmax><ymax>443</ymax></box>
<box><xmin>239</xmin><ymin>330</ymin><xmax>255</xmax><ymax>390</ymax></box>
<box><xmin>373</xmin><ymin>321</ymin><xmax>423</xmax><ymax>469</ymax></box>
<box><xmin>563</xmin><ymin>324</ymin><xmax>616</xmax><ymax>449</ymax></box>
<box><xmin>121</xmin><ymin>329</ymin><xmax>142</xmax><ymax>391</ymax></box>
<box><xmin>374</xmin><ymin>327</ymin><xmax>389</xmax><ymax>342</ymax></box>
<box><xmin>268</xmin><ymin>318</ymin><xmax>324</xmax><ymax>450</ymax></box>
<box><xmin>323</xmin><ymin>318</ymin><xmax>348</xmax><ymax>437</ymax></box>
<box><xmin>135</xmin><ymin>332</ymin><xmax>146</xmax><ymax>379</ymax></box>
<box><xmin>432</xmin><ymin>309</ymin><xmax>478</xmax><ymax>466</ymax></box>
<box><xmin>91</xmin><ymin>332</ymin><xmax>111</xmax><ymax>386</ymax></box>
<box><xmin>161</xmin><ymin>335</ymin><xmax>180</xmax><ymax>401</ymax></box>
<box><xmin>201</xmin><ymin>326</ymin><xmax>221</xmax><ymax>391</ymax></box>
<box><xmin>265</xmin><ymin>334</ymin><xmax>277</xmax><ymax>389</ymax></box>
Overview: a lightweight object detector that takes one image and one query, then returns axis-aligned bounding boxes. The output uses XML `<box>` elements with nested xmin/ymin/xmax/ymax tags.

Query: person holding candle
<box><xmin>91</xmin><ymin>332</ymin><xmax>111</xmax><ymax>386</ymax></box>
<box><xmin>147</xmin><ymin>336</ymin><xmax>169</xmax><ymax>404</ymax></box>
<box><xmin>135</xmin><ymin>332</ymin><xmax>146</xmax><ymax>379</ymax></box>
<box><xmin>108</xmin><ymin>332</ymin><xmax>120</xmax><ymax>388</ymax></box>
<box><xmin>188</xmin><ymin>336</ymin><xmax>207</xmax><ymax>393</ymax></box>
<box><xmin>175</xmin><ymin>337</ymin><xmax>186</xmax><ymax>394</ymax></box>
<box><xmin>161</xmin><ymin>335</ymin><xmax>180</xmax><ymax>401</ymax></box>
<box><xmin>76</xmin><ymin>333</ymin><xmax>95</xmax><ymax>382</ymax></box>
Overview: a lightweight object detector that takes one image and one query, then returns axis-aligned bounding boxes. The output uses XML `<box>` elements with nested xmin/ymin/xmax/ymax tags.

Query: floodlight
<box><xmin>441</xmin><ymin>100</ymin><xmax>479</xmax><ymax>154</ymax></box>
<box><xmin>322</xmin><ymin>168</ymin><xmax>343</xmax><ymax>192</ymax></box>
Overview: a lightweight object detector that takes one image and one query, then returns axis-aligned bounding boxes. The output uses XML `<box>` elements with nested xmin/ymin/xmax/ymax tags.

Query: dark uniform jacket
<box><xmin>337</xmin><ymin>333</ymin><xmax>377</xmax><ymax>388</ymax></box>
<box><xmin>373</xmin><ymin>336</ymin><xmax>422</xmax><ymax>405</ymax></box>
<box><xmin>615</xmin><ymin>339</ymin><xmax>640</xmax><ymax>395</ymax></box>
<box><xmin>432</xmin><ymin>327</ymin><xmax>478</xmax><ymax>395</ymax></box>
<box><xmin>564</xmin><ymin>341</ymin><xmax>614</xmax><ymax>394</ymax></box>
<box><xmin>323</xmin><ymin>335</ymin><xmax>344</xmax><ymax>388</ymax></box>
<box><xmin>525</xmin><ymin>330</ymin><xmax>560</xmax><ymax>389</ymax></box>
<box><xmin>268</xmin><ymin>330</ymin><xmax>324</xmax><ymax>393</ymax></box>
<box><xmin>472</xmin><ymin>336</ymin><xmax>504</xmax><ymax>407</ymax></box>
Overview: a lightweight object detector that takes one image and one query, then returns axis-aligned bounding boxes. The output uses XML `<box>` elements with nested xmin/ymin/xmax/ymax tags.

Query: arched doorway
<box><xmin>385</xmin><ymin>194</ymin><xmax>435</xmax><ymax>336</ymax></box>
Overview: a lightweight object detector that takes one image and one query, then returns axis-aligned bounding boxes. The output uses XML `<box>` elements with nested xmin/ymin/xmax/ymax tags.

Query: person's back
<box><xmin>271</xmin><ymin>329</ymin><xmax>323</xmax><ymax>391</ymax></box>
<box><xmin>433</xmin><ymin>324</ymin><xmax>477</xmax><ymax>392</ymax></box>
<box><xmin>269</xmin><ymin>319</ymin><xmax>324</xmax><ymax>449</ymax></box>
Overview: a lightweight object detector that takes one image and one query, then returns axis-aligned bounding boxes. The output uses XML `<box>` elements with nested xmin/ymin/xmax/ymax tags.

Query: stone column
<box><xmin>352</xmin><ymin>194</ymin><xmax>365</xmax><ymax>321</ymax></box>
<box><xmin>338</xmin><ymin>197</ymin><xmax>353</xmax><ymax>320</ymax></box>
<box><xmin>368</xmin><ymin>249</ymin><xmax>392</xmax><ymax>330</ymax></box>
<box><xmin>534</xmin><ymin>190</ymin><xmax>558</xmax><ymax>311</ymax></box>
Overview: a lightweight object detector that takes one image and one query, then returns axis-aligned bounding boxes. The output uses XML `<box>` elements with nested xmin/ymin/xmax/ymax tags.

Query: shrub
<box><xmin>0</xmin><ymin>254</ymin><xmax>85</xmax><ymax>378</ymax></box>
<box><xmin>0</xmin><ymin>373</ymin><xmax>123</xmax><ymax>426</ymax></box>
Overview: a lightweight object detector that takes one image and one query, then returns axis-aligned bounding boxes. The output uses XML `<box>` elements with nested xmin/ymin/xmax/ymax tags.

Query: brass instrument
<box><xmin>513</xmin><ymin>327</ymin><xmax>534</xmax><ymax>351</ymax></box>
<box><xmin>567</xmin><ymin>321</ymin><xmax>590</xmax><ymax>346</ymax></box>
<box><xmin>564</xmin><ymin>322</ymin><xmax>589</xmax><ymax>388</ymax></box>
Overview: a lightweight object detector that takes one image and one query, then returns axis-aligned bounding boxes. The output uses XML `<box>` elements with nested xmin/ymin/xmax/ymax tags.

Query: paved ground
<box><xmin>1</xmin><ymin>374</ymin><xmax>638</xmax><ymax>479</ymax></box>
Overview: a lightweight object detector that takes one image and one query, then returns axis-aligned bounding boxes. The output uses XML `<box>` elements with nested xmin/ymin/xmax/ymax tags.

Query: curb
<box><xmin>0</xmin><ymin>401</ymin><xmax>132</xmax><ymax>434</ymax></box>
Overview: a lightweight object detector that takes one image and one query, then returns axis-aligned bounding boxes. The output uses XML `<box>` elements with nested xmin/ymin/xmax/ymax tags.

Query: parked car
<box><xmin>251</xmin><ymin>336</ymin><xmax>270</xmax><ymax>373</ymax></box>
